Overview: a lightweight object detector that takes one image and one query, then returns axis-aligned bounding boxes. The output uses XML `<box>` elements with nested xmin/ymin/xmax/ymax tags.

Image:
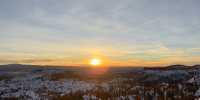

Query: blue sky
<box><xmin>0</xmin><ymin>0</ymin><xmax>200</xmax><ymax>66</ymax></box>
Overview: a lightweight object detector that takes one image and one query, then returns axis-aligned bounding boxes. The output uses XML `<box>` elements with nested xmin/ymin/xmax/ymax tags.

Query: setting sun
<box><xmin>90</xmin><ymin>58</ymin><xmax>101</xmax><ymax>66</ymax></box>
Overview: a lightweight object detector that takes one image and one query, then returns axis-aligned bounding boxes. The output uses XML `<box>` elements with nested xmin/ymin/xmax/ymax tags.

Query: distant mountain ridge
<box><xmin>142</xmin><ymin>64</ymin><xmax>200</xmax><ymax>70</ymax></box>
<box><xmin>0</xmin><ymin>64</ymin><xmax>200</xmax><ymax>70</ymax></box>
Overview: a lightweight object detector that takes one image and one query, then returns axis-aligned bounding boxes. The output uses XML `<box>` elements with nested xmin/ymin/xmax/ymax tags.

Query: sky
<box><xmin>0</xmin><ymin>0</ymin><xmax>200</xmax><ymax>66</ymax></box>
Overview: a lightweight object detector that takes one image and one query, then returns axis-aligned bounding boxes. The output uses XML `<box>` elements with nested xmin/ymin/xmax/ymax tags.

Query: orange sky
<box><xmin>0</xmin><ymin>0</ymin><xmax>200</xmax><ymax>66</ymax></box>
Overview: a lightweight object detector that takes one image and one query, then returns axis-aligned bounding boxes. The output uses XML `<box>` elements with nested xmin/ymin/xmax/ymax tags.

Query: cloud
<box><xmin>0</xmin><ymin>0</ymin><xmax>200</xmax><ymax>65</ymax></box>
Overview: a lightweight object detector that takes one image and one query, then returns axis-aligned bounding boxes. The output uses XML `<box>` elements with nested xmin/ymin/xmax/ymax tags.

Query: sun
<box><xmin>90</xmin><ymin>58</ymin><xmax>101</xmax><ymax>66</ymax></box>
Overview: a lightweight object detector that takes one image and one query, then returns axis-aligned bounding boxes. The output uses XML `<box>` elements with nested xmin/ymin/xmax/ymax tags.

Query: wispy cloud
<box><xmin>0</xmin><ymin>0</ymin><xmax>200</xmax><ymax>66</ymax></box>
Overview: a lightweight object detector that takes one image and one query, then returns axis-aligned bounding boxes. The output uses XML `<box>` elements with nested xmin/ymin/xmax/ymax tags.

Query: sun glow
<box><xmin>90</xmin><ymin>58</ymin><xmax>101</xmax><ymax>66</ymax></box>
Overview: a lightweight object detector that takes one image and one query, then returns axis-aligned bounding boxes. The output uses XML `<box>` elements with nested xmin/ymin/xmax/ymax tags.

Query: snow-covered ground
<box><xmin>1</xmin><ymin>65</ymin><xmax>200</xmax><ymax>100</ymax></box>
<box><xmin>0</xmin><ymin>73</ymin><xmax>98</xmax><ymax>99</ymax></box>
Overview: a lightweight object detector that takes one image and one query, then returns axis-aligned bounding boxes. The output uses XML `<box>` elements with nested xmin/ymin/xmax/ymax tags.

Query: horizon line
<box><xmin>0</xmin><ymin>63</ymin><xmax>200</xmax><ymax>68</ymax></box>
